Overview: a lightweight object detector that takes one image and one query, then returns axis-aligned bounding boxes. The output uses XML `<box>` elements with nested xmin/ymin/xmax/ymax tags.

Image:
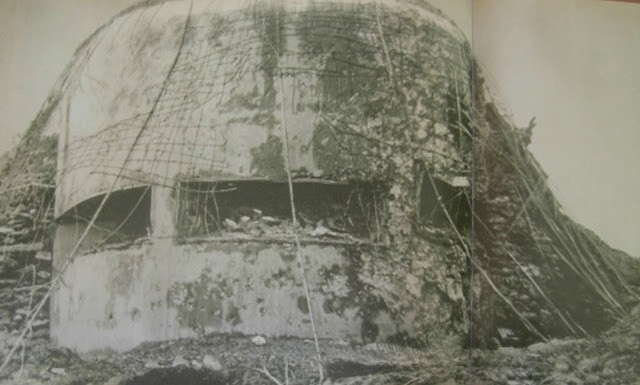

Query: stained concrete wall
<box><xmin>47</xmin><ymin>0</ymin><xmax>472</xmax><ymax>216</ymax></box>
<box><xmin>48</xmin><ymin>0</ymin><xmax>473</xmax><ymax>352</ymax></box>
<box><xmin>51</xmin><ymin>239</ymin><xmax>411</xmax><ymax>353</ymax></box>
<box><xmin>51</xmin><ymin>181</ymin><xmax>467</xmax><ymax>353</ymax></box>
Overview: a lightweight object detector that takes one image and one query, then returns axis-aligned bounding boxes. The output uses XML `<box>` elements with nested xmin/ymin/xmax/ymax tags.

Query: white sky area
<box><xmin>0</xmin><ymin>0</ymin><xmax>638</xmax><ymax>256</ymax></box>
<box><xmin>473</xmin><ymin>0</ymin><xmax>640</xmax><ymax>257</ymax></box>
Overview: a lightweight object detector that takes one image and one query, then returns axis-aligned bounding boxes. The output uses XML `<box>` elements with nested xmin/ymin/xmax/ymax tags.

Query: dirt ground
<box><xmin>1</xmin><ymin>247</ymin><xmax>638</xmax><ymax>385</ymax></box>
<box><xmin>0</xmin><ymin>332</ymin><xmax>466</xmax><ymax>385</ymax></box>
<box><xmin>1</xmin><ymin>314</ymin><xmax>639</xmax><ymax>385</ymax></box>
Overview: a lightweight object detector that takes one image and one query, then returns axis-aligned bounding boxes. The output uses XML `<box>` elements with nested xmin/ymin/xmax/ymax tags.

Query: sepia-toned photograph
<box><xmin>0</xmin><ymin>0</ymin><xmax>638</xmax><ymax>384</ymax></box>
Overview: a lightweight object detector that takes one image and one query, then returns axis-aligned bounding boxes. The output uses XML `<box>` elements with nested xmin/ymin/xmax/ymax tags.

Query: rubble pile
<box><xmin>0</xmin><ymin>220</ymin><xmax>53</xmax><ymax>385</ymax></box>
<box><xmin>1</xmin><ymin>316</ymin><xmax>639</xmax><ymax>385</ymax></box>
<box><xmin>0</xmin><ymin>249</ymin><xmax>51</xmax><ymax>357</ymax></box>
<box><xmin>0</xmin><ymin>187</ymin><xmax>54</xmax><ymax>363</ymax></box>
<box><xmin>181</xmin><ymin>208</ymin><xmax>377</xmax><ymax>243</ymax></box>
<box><xmin>472</xmin><ymin>306</ymin><xmax>640</xmax><ymax>385</ymax></box>
<box><xmin>0</xmin><ymin>198</ymin><xmax>54</xmax><ymax>249</ymax></box>
<box><xmin>0</xmin><ymin>333</ymin><xmax>467</xmax><ymax>385</ymax></box>
<box><xmin>178</xmin><ymin>182</ymin><xmax>386</xmax><ymax>243</ymax></box>
<box><xmin>0</xmin><ymin>112</ymin><xmax>57</xmax><ymax>379</ymax></box>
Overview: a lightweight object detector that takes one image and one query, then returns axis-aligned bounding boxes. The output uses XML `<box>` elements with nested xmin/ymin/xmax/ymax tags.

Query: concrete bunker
<box><xmin>44</xmin><ymin>0</ymin><xmax>474</xmax><ymax>353</ymax></box>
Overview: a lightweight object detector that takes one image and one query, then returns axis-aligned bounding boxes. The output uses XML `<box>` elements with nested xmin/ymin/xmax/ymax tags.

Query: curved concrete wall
<box><xmin>46</xmin><ymin>0</ymin><xmax>471</xmax><ymax>215</ymax></box>
<box><xmin>48</xmin><ymin>0</ymin><xmax>473</xmax><ymax>353</ymax></box>
<box><xmin>51</xmin><ymin>239</ymin><xmax>419</xmax><ymax>353</ymax></box>
<box><xmin>51</xmin><ymin>184</ymin><xmax>467</xmax><ymax>353</ymax></box>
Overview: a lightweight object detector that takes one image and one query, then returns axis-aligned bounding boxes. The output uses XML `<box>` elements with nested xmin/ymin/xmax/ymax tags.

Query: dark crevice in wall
<box><xmin>417</xmin><ymin>172</ymin><xmax>470</xmax><ymax>231</ymax></box>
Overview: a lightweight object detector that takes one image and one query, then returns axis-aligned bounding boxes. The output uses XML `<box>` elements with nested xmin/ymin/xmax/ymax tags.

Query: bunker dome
<box><xmin>43</xmin><ymin>0</ymin><xmax>473</xmax><ymax>352</ymax></box>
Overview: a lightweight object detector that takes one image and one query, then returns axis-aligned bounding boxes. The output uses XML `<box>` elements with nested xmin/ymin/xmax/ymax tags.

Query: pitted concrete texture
<box><xmin>50</xmin><ymin>240</ymin><xmax>422</xmax><ymax>353</ymax></box>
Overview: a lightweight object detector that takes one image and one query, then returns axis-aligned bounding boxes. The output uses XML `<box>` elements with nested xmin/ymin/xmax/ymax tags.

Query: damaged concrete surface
<box><xmin>51</xmin><ymin>238</ymin><xmax>464</xmax><ymax>353</ymax></box>
<box><xmin>46</xmin><ymin>0</ymin><xmax>472</xmax><ymax>216</ymax></box>
<box><xmin>44</xmin><ymin>0</ymin><xmax>472</xmax><ymax>354</ymax></box>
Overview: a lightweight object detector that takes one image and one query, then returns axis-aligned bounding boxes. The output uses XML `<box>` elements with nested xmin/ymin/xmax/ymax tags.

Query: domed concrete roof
<box><xmin>46</xmin><ymin>0</ymin><xmax>472</xmax><ymax>215</ymax></box>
